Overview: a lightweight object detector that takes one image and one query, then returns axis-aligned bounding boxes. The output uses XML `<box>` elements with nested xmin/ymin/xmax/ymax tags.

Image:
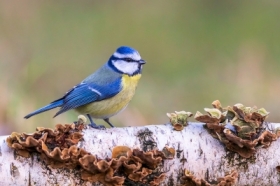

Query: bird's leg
<box><xmin>87</xmin><ymin>114</ymin><xmax>105</xmax><ymax>129</ymax></box>
<box><xmin>87</xmin><ymin>114</ymin><xmax>95</xmax><ymax>126</ymax></box>
<box><xmin>104</xmin><ymin>118</ymin><xmax>115</xmax><ymax>128</ymax></box>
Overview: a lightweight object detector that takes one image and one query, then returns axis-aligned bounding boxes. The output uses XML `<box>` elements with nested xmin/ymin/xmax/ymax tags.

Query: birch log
<box><xmin>0</xmin><ymin>122</ymin><xmax>280</xmax><ymax>186</ymax></box>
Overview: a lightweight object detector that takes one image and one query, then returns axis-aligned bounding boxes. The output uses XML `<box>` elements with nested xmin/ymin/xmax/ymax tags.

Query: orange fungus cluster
<box><xmin>195</xmin><ymin>100</ymin><xmax>278</xmax><ymax>158</ymax></box>
<box><xmin>7</xmin><ymin>122</ymin><xmax>174</xmax><ymax>186</ymax></box>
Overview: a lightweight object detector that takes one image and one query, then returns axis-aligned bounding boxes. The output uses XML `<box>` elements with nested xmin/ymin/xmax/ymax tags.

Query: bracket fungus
<box><xmin>161</xmin><ymin>146</ymin><xmax>176</xmax><ymax>159</ymax></box>
<box><xmin>7</xmin><ymin>120</ymin><xmax>174</xmax><ymax>186</ymax></box>
<box><xmin>195</xmin><ymin>100</ymin><xmax>278</xmax><ymax>158</ymax></box>
<box><xmin>167</xmin><ymin>111</ymin><xmax>193</xmax><ymax>131</ymax></box>
<box><xmin>80</xmin><ymin>147</ymin><xmax>173</xmax><ymax>185</ymax></box>
<box><xmin>6</xmin><ymin>122</ymin><xmax>84</xmax><ymax>158</ymax></box>
<box><xmin>181</xmin><ymin>169</ymin><xmax>238</xmax><ymax>186</ymax></box>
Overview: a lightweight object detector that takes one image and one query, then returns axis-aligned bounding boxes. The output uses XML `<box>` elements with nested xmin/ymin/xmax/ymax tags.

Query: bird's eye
<box><xmin>124</xmin><ymin>58</ymin><xmax>133</xmax><ymax>62</ymax></box>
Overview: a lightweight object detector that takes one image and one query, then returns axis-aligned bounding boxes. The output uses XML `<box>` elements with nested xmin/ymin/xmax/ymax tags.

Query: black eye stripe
<box><xmin>123</xmin><ymin>58</ymin><xmax>135</xmax><ymax>62</ymax></box>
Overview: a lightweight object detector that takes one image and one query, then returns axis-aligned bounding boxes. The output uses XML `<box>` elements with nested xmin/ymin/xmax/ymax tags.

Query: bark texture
<box><xmin>0</xmin><ymin>122</ymin><xmax>280</xmax><ymax>186</ymax></box>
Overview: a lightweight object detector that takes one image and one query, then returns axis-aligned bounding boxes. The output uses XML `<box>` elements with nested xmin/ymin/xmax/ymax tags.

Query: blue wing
<box><xmin>53</xmin><ymin>77</ymin><xmax>122</xmax><ymax>117</ymax></box>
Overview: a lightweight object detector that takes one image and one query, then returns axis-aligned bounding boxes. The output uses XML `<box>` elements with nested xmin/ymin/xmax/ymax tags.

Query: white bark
<box><xmin>0</xmin><ymin>122</ymin><xmax>280</xmax><ymax>186</ymax></box>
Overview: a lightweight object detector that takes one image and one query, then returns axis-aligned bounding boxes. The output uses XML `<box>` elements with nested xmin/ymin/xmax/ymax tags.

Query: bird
<box><xmin>24</xmin><ymin>46</ymin><xmax>146</xmax><ymax>128</ymax></box>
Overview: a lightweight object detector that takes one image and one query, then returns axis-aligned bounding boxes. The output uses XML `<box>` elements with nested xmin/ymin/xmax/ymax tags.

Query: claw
<box><xmin>86</xmin><ymin>114</ymin><xmax>107</xmax><ymax>129</ymax></box>
<box><xmin>89</xmin><ymin>123</ymin><xmax>106</xmax><ymax>129</ymax></box>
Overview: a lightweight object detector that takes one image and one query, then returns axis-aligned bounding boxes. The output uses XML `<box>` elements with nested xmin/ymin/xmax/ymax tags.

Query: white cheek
<box><xmin>113</xmin><ymin>60</ymin><xmax>139</xmax><ymax>75</ymax></box>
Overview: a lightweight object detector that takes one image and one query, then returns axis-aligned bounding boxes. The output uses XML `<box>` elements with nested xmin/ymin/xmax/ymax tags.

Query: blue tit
<box><xmin>24</xmin><ymin>46</ymin><xmax>146</xmax><ymax>128</ymax></box>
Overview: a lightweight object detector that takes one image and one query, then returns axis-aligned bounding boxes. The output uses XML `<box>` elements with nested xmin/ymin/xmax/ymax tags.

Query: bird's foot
<box><xmin>88</xmin><ymin>123</ymin><xmax>106</xmax><ymax>129</ymax></box>
<box><xmin>86</xmin><ymin>114</ymin><xmax>106</xmax><ymax>129</ymax></box>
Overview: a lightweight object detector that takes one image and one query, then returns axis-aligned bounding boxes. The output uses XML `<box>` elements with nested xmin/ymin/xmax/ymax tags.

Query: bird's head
<box><xmin>108</xmin><ymin>46</ymin><xmax>146</xmax><ymax>76</ymax></box>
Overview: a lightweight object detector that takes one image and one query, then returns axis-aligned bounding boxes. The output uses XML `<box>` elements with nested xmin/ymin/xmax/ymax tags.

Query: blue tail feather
<box><xmin>24</xmin><ymin>100</ymin><xmax>63</xmax><ymax>119</ymax></box>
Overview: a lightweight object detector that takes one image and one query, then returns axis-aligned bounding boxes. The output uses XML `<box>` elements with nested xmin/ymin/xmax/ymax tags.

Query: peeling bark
<box><xmin>0</xmin><ymin>122</ymin><xmax>280</xmax><ymax>186</ymax></box>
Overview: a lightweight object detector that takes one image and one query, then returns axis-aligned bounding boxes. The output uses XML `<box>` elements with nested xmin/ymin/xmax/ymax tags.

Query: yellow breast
<box><xmin>75</xmin><ymin>74</ymin><xmax>141</xmax><ymax>119</ymax></box>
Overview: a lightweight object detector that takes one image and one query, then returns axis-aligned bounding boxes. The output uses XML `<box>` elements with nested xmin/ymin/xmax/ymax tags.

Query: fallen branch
<box><xmin>0</xmin><ymin>122</ymin><xmax>280</xmax><ymax>185</ymax></box>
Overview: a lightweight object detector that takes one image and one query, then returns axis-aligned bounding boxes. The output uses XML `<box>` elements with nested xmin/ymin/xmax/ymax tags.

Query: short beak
<box><xmin>139</xmin><ymin>59</ymin><xmax>146</xmax><ymax>65</ymax></box>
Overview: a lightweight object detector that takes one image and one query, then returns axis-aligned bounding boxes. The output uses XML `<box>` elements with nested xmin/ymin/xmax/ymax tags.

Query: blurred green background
<box><xmin>1</xmin><ymin>1</ymin><xmax>280</xmax><ymax>134</ymax></box>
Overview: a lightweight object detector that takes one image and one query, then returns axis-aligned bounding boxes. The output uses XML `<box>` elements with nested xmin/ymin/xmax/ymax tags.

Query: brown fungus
<box><xmin>195</xmin><ymin>100</ymin><xmax>277</xmax><ymax>158</ymax></box>
<box><xmin>181</xmin><ymin>169</ymin><xmax>211</xmax><ymax>186</ymax></box>
<box><xmin>161</xmin><ymin>146</ymin><xmax>176</xmax><ymax>159</ymax></box>
<box><xmin>14</xmin><ymin>148</ymin><xmax>31</xmax><ymax>158</ymax></box>
<box><xmin>78</xmin><ymin>146</ymin><xmax>172</xmax><ymax>185</ymax></box>
<box><xmin>7</xmin><ymin>121</ymin><xmax>173</xmax><ymax>185</ymax></box>
<box><xmin>78</xmin><ymin>147</ymin><xmax>172</xmax><ymax>185</ymax></box>
<box><xmin>110</xmin><ymin>156</ymin><xmax>129</xmax><ymax>170</ymax></box>
<box><xmin>81</xmin><ymin>168</ymin><xmax>125</xmax><ymax>186</ymax></box>
<box><xmin>257</xmin><ymin>130</ymin><xmax>277</xmax><ymax>148</ymax></box>
<box><xmin>150</xmin><ymin>173</ymin><xmax>166</xmax><ymax>186</ymax></box>
<box><xmin>40</xmin><ymin>143</ymin><xmax>89</xmax><ymax>169</ymax></box>
<box><xmin>7</xmin><ymin>119</ymin><xmax>85</xmax><ymax>165</ymax></box>
<box><xmin>217</xmin><ymin>170</ymin><xmax>238</xmax><ymax>186</ymax></box>
<box><xmin>223</xmin><ymin>124</ymin><xmax>277</xmax><ymax>158</ymax></box>
<box><xmin>173</xmin><ymin>123</ymin><xmax>185</xmax><ymax>131</ymax></box>
<box><xmin>194</xmin><ymin>109</ymin><xmax>225</xmax><ymax>135</ymax></box>
<box><xmin>167</xmin><ymin>111</ymin><xmax>193</xmax><ymax>131</ymax></box>
<box><xmin>223</xmin><ymin>129</ymin><xmax>257</xmax><ymax>149</ymax></box>
<box><xmin>123</xmin><ymin>161</ymin><xmax>142</xmax><ymax>174</ymax></box>
<box><xmin>212</xmin><ymin>100</ymin><xmax>223</xmax><ymax>111</ymax></box>
<box><xmin>79</xmin><ymin>154</ymin><xmax>112</xmax><ymax>174</ymax></box>
<box><xmin>112</xmin><ymin>146</ymin><xmax>131</xmax><ymax>159</ymax></box>
<box><xmin>128</xmin><ymin>167</ymin><xmax>153</xmax><ymax>181</ymax></box>
<box><xmin>133</xmin><ymin>149</ymin><xmax>163</xmax><ymax>169</ymax></box>
<box><xmin>181</xmin><ymin>169</ymin><xmax>238</xmax><ymax>186</ymax></box>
